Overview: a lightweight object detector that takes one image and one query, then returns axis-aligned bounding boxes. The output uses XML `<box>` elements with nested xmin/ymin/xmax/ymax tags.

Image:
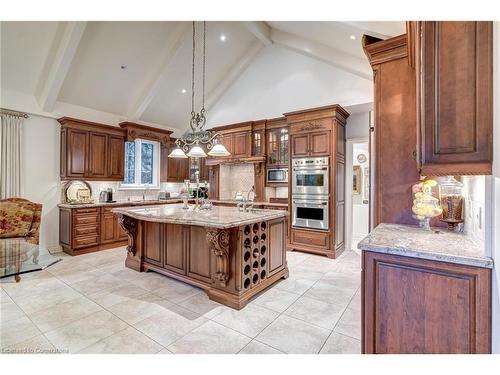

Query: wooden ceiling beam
<box><xmin>243</xmin><ymin>21</ymin><xmax>273</xmax><ymax>46</ymax></box>
<box><xmin>36</xmin><ymin>21</ymin><xmax>87</xmax><ymax>112</ymax></box>
<box><xmin>270</xmin><ymin>28</ymin><xmax>372</xmax><ymax>81</ymax></box>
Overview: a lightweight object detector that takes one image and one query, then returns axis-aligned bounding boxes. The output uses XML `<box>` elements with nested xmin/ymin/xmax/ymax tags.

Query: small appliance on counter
<box><xmin>158</xmin><ymin>191</ymin><xmax>171</xmax><ymax>200</ymax></box>
<box><xmin>99</xmin><ymin>188</ymin><xmax>116</xmax><ymax>203</ymax></box>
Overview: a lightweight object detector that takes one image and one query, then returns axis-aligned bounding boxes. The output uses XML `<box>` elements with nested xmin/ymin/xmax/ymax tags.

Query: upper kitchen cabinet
<box><xmin>59</xmin><ymin>117</ymin><xmax>126</xmax><ymax>181</ymax></box>
<box><xmin>415</xmin><ymin>21</ymin><xmax>493</xmax><ymax>175</ymax></box>
<box><xmin>252</xmin><ymin>119</ymin><xmax>266</xmax><ymax>157</ymax></box>
<box><xmin>165</xmin><ymin>138</ymin><xmax>189</xmax><ymax>183</ymax></box>
<box><xmin>286</xmin><ymin>116</ymin><xmax>338</xmax><ymax>158</ymax></box>
<box><xmin>211</xmin><ymin>121</ymin><xmax>253</xmax><ymax>160</ymax></box>
<box><xmin>266</xmin><ymin>117</ymin><xmax>288</xmax><ymax>166</ymax></box>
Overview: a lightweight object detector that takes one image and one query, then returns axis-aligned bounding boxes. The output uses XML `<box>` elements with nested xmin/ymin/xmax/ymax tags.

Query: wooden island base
<box><xmin>118</xmin><ymin>214</ymin><xmax>289</xmax><ymax>310</ymax></box>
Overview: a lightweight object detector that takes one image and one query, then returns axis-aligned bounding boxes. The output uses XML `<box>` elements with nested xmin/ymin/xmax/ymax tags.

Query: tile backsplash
<box><xmin>219</xmin><ymin>164</ymin><xmax>255</xmax><ymax>200</ymax></box>
<box><xmin>60</xmin><ymin>181</ymin><xmax>186</xmax><ymax>203</ymax></box>
<box><xmin>461</xmin><ymin>175</ymin><xmax>485</xmax><ymax>245</ymax></box>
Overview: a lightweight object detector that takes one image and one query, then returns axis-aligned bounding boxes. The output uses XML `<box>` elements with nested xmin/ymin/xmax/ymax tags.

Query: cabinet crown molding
<box><xmin>363</xmin><ymin>34</ymin><xmax>409</xmax><ymax>67</ymax></box>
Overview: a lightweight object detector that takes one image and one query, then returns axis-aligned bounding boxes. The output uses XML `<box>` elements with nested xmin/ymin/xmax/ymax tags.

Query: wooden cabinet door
<box><xmin>143</xmin><ymin>222</ymin><xmax>162</xmax><ymax>266</ymax></box>
<box><xmin>167</xmin><ymin>154</ymin><xmax>179</xmax><ymax>182</ymax></box>
<box><xmin>233</xmin><ymin>132</ymin><xmax>249</xmax><ymax>157</ymax></box>
<box><xmin>267</xmin><ymin>130</ymin><xmax>279</xmax><ymax>164</ymax></box>
<box><xmin>267</xmin><ymin>218</ymin><xmax>286</xmax><ymax>277</ymax></box>
<box><xmin>164</xmin><ymin>224</ymin><xmax>186</xmax><ymax>274</ymax></box>
<box><xmin>221</xmin><ymin>133</ymin><xmax>233</xmax><ymax>155</ymax></box>
<box><xmin>310</xmin><ymin>131</ymin><xmax>330</xmax><ymax>156</ymax></box>
<box><xmin>187</xmin><ymin>226</ymin><xmax>212</xmax><ymax>283</ymax></box>
<box><xmin>363</xmin><ymin>251</ymin><xmax>491</xmax><ymax>354</ymax></box>
<box><xmin>87</xmin><ymin>133</ymin><xmax>108</xmax><ymax>178</ymax></box>
<box><xmin>278</xmin><ymin>128</ymin><xmax>289</xmax><ymax>165</ymax></box>
<box><xmin>419</xmin><ymin>21</ymin><xmax>492</xmax><ymax>175</ymax></box>
<box><xmin>100</xmin><ymin>211</ymin><xmax>116</xmax><ymax>244</ymax></box>
<box><xmin>115</xmin><ymin>217</ymin><xmax>128</xmax><ymax>241</ymax></box>
<box><xmin>66</xmin><ymin>129</ymin><xmax>88</xmax><ymax>178</ymax></box>
<box><xmin>290</xmin><ymin>134</ymin><xmax>309</xmax><ymax>157</ymax></box>
<box><xmin>108</xmin><ymin>135</ymin><xmax>124</xmax><ymax>180</ymax></box>
<box><xmin>199</xmin><ymin>157</ymin><xmax>209</xmax><ymax>181</ymax></box>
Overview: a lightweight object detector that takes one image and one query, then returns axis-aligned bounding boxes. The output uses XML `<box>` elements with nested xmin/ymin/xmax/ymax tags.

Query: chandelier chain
<box><xmin>202</xmin><ymin>21</ymin><xmax>206</xmax><ymax>112</ymax></box>
<box><xmin>191</xmin><ymin>21</ymin><xmax>196</xmax><ymax>116</ymax></box>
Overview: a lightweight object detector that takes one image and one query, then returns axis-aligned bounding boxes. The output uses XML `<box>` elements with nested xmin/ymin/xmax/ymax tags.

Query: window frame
<box><xmin>119</xmin><ymin>138</ymin><xmax>161</xmax><ymax>190</ymax></box>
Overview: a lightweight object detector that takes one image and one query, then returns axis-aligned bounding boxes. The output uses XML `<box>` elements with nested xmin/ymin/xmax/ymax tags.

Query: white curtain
<box><xmin>0</xmin><ymin>113</ymin><xmax>23</xmax><ymax>199</ymax></box>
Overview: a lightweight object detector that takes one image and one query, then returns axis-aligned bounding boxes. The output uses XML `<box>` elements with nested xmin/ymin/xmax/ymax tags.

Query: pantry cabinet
<box><xmin>416</xmin><ymin>21</ymin><xmax>493</xmax><ymax>175</ymax></box>
<box><xmin>59</xmin><ymin>118</ymin><xmax>126</xmax><ymax>181</ymax></box>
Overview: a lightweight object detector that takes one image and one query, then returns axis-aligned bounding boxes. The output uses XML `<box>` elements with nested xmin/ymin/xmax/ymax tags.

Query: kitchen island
<box><xmin>113</xmin><ymin>204</ymin><xmax>289</xmax><ymax>309</ymax></box>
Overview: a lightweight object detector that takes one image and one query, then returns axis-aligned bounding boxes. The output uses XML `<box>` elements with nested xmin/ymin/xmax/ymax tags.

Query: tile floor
<box><xmin>0</xmin><ymin>247</ymin><xmax>361</xmax><ymax>354</ymax></box>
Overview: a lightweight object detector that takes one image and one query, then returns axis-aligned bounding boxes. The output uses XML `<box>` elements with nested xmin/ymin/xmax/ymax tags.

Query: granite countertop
<box><xmin>211</xmin><ymin>199</ymin><xmax>288</xmax><ymax>208</ymax></box>
<box><xmin>112</xmin><ymin>203</ymin><xmax>288</xmax><ymax>229</ymax></box>
<box><xmin>58</xmin><ymin>198</ymin><xmax>182</xmax><ymax>208</ymax></box>
<box><xmin>358</xmin><ymin>223</ymin><xmax>493</xmax><ymax>269</ymax></box>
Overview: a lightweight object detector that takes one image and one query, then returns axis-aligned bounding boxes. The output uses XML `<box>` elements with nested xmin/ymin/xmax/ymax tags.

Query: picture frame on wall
<box><xmin>363</xmin><ymin>167</ymin><xmax>369</xmax><ymax>202</ymax></box>
<box><xmin>353</xmin><ymin>165</ymin><xmax>361</xmax><ymax>195</ymax></box>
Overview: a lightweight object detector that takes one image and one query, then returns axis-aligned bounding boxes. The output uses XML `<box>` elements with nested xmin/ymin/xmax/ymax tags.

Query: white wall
<box><xmin>21</xmin><ymin>115</ymin><xmax>61</xmax><ymax>252</ymax></box>
<box><xmin>346</xmin><ymin>111</ymin><xmax>370</xmax><ymax>139</ymax></box>
<box><xmin>207</xmin><ymin>44</ymin><xmax>373</xmax><ymax>126</ymax></box>
<box><xmin>491</xmin><ymin>21</ymin><xmax>500</xmax><ymax>354</ymax></box>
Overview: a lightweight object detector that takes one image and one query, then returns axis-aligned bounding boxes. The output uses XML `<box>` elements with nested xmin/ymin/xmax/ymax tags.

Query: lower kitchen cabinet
<box><xmin>362</xmin><ymin>251</ymin><xmax>491</xmax><ymax>353</ymax></box>
<box><xmin>60</xmin><ymin>204</ymin><xmax>152</xmax><ymax>256</ymax></box>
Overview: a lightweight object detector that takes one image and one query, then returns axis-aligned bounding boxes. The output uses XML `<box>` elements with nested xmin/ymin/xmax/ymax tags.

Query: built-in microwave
<box><xmin>267</xmin><ymin>168</ymin><xmax>288</xmax><ymax>184</ymax></box>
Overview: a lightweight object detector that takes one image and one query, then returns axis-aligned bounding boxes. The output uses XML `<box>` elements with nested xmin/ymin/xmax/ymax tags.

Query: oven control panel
<box><xmin>292</xmin><ymin>157</ymin><xmax>329</xmax><ymax>167</ymax></box>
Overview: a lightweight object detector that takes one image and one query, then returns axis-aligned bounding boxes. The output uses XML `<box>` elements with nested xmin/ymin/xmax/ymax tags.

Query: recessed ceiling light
<box><xmin>350</xmin><ymin>35</ymin><xmax>356</xmax><ymax>40</ymax></box>
<box><xmin>220</xmin><ymin>34</ymin><xmax>226</xmax><ymax>42</ymax></box>
<box><xmin>120</xmin><ymin>65</ymin><xmax>127</xmax><ymax>70</ymax></box>
<box><xmin>181</xmin><ymin>89</ymin><xmax>187</xmax><ymax>94</ymax></box>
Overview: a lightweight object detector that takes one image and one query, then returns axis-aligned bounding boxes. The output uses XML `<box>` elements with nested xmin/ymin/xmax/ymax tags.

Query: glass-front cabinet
<box><xmin>266</xmin><ymin>127</ymin><xmax>288</xmax><ymax>166</ymax></box>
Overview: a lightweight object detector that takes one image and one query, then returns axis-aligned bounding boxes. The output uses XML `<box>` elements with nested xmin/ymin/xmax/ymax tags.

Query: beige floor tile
<box><xmin>131</xmin><ymin>271</ymin><xmax>176</xmax><ymax>291</ymax></box>
<box><xmin>1</xmin><ymin>276</ymin><xmax>67</xmax><ymax>300</ymax></box>
<box><xmin>106</xmin><ymin>293</ymin><xmax>171</xmax><ymax>325</ymax></box>
<box><xmin>167</xmin><ymin>321</ymin><xmax>251</xmax><ymax>354</ymax></box>
<box><xmin>47</xmin><ymin>260</ymin><xmax>95</xmax><ymax>277</ymax></box>
<box><xmin>274</xmin><ymin>277</ymin><xmax>316</xmax><ymax>295</ymax></box>
<box><xmin>177</xmin><ymin>292</ymin><xmax>223</xmax><ymax>316</ymax></box>
<box><xmin>77</xmin><ymin>326</ymin><xmax>163</xmax><ymax>354</ymax></box>
<box><xmin>1</xmin><ymin>299</ymin><xmax>25</xmax><ymax>323</ymax></box>
<box><xmin>110</xmin><ymin>267</ymin><xmax>145</xmax><ymax>283</ymax></box>
<box><xmin>284</xmin><ymin>296</ymin><xmax>345</xmax><ymax>330</ymax></box>
<box><xmin>251</xmin><ymin>287</ymin><xmax>300</xmax><ymax>313</ymax></box>
<box><xmin>13</xmin><ymin>284</ymin><xmax>82</xmax><ymax>315</ymax></box>
<box><xmin>320</xmin><ymin>332</ymin><xmax>361</xmax><ymax>354</ymax></box>
<box><xmin>304</xmin><ymin>280</ymin><xmax>356</xmax><ymax>306</ymax></box>
<box><xmin>286</xmin><ymin>251</ymin><xmax>312</xmax><ymax>265</ymax></box>
<box><xmin>0</xmin><ymin>315</ymin><xmax>41</xmax><ymax>348</ymax></box>
<box><xmin>3</xmin><ymin>334</ymin><xmax>58</xmax><ymax>354</ymax></box>
<box><xmin>334</xmin><ymin>307</ymin><xmax>361</xmax><ymax>340</ymax></box>
<box><xmin>44</xmin><ymin>310</ymin><xmax>128</xmax><ymax>353</ymax></box>
<box><xmin>287</xmin><ymin>264</ymin><xmax>325</xmax><ymax>282</ymax></box>
<box><xmin>348</xmin><ymin>288</ymin><xmax>361</xmax><ymax>312</ymax></box>
<box><xmin>86</xmin><ymin>283</ymin><xmax>150</xmax><ymax>308</ymax></box>
<box><xmin>238</xmin><ymin>340</ymin><xmax>283</xmax><ymax>354</ymax></box>
<box><xmin>29</xmin><ymin>296</ymin><xmax>102</xmax><ymax>332</ymax></box>
<box><xmin>133</xmin><ymin>305</ymin><xmax>208</xmax><ymax>347</ymax></box>
<box><xmin>212</xmin><ymin>303</ymin><xmax>279</xmax><ymax>338</ymax></box>
<box><xmin>70</xmin><ymin>273</ymin><xmax>123</xmax><ymax>295</ymax></box>
<box><xmin>321</xmin><ymin>271</ymin><xmax>360</xmax><ymax>291</ymax></box>
<box><xmin>157</xmin><ymin>348</ymin><xmax>173</xmax><ymax>354</ymax></box>
<box><xmin>255</xmin><ymin>315</ymin><xmax>331</xmax><ymax>354</ymax></box>
<box><xmin>151</xmin><ymin>278</ymin><xmax>202</xmax><ymax>303</ymax></box>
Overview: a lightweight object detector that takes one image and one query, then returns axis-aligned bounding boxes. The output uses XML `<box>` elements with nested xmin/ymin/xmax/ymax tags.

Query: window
<box><xmin>121</xmin><ymin>139</ymin><xmax>160</xmax><ymax>189</ymax></box>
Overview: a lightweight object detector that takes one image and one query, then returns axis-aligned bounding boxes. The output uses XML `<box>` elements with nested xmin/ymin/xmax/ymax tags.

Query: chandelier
<box><xmin>168</xmin><ymin>21</ymin><xmax>230</xmax><ymax>159</ymax></box>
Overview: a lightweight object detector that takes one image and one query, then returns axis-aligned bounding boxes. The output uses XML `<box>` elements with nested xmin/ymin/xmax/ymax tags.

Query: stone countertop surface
<box><xmin>358</xmin><ymin>223</ymin><xmax>493</xmax><ymax>269</ymax></box>
<box><xmin>211</xmin><ymin>199</ymin><xmax>288</xmax><ymax>208</ymax></box>
<box><xmin>112</xmin><ymin>203</ymin><xmax>288</xmax><ymax>229</ymax></box>
<box><xmin>58</xmin><ymin>198</ymin><xmax>288</xmax><ymax>209</ymax></box>
<box><xmin>57</xmin><ymin>199</ymin><xmax>183</xmax><ymax>209</ymax></box>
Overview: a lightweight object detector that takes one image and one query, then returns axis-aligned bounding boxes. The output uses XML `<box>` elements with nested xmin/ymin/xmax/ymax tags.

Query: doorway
<box><xmin>345</xmin><ymin>138</ymin><xmax>369</xmax><ymax>253</ymax></box>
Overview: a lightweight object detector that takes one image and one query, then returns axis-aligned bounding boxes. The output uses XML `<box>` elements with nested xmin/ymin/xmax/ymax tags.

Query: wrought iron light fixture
<box><xmin>168</xmin><ymin>22</ymin><xmax>230</xmax><ymax>159</ymax></box>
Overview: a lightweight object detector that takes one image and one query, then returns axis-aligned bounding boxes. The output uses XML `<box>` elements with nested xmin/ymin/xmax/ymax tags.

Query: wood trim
<box><xmin>210</xmin><ymin>120</ymin><xmax>254</xmax><ymax>133</ymax></box>
<box><xmin>119</xmin><ymin>121</ymin><xmax>172</xmax><ymax>147</ymax></box>
<box><xmin>406</xmin><ymin>21</ymin><xmax>418</xmax><ymax>68</ymax></box>
<box><xmin>58</xmin><ymin>117</ymin><xmax>125</xmax><ymax>136</ymax></box>
<box><xmin>265</xmin><ymin>116</ymin><xmax>287</xmax><ymax>129</ymax></box>
<box><xmin>362</xmin><ymin>34</ymin><xmax>409</xmax><ymax>67</ymax></box>
<box><xmin>284</xmin><ymin>104</ymin><xmax>350</xmax><ymax>124</ymax></box>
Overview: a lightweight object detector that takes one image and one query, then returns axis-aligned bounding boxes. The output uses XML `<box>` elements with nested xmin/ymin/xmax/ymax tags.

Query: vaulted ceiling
<box><xmin>1</xmin><ymin>21</ymin><xmax>405</xmax><ymax>134</ymax></box>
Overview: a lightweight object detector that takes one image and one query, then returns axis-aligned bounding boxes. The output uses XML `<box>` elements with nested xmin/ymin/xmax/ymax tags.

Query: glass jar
<box><xmin>438</xmin><ymin>176</ymin><xmax>464</xmax><ymax>230</ymax></box>
<box><xmin>412</xmin><ymin>180</ymin><xmax>443</xmax><ymax>231</ymax></box>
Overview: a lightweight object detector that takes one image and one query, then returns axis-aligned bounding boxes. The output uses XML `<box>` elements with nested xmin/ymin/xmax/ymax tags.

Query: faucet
<box><xmin>142</xmin><ymin>186</ymin><xmax>150</xmax><ymax>201</ymax></box>
<box><xmin>238</xmin><ymin>186</ymin><xmax>255</xmax><ymax>212</ymax></box>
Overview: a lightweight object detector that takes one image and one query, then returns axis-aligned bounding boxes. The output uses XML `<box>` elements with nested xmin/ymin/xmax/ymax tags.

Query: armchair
<box><xmin>0</xmin><ymin>198</ymin><xmax>42</xmax><ymax>245</ymax></box>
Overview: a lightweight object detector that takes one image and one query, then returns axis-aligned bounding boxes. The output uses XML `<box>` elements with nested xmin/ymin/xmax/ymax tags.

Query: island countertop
<box><xmin>112</xmin><ymin>203</ymin><xmax>288</xmax><ymax>229</ymax></box>
<box><xmin>358</xmin><ymin>223</ymin><xmax>493</xmax><ymax>269</ymax></box>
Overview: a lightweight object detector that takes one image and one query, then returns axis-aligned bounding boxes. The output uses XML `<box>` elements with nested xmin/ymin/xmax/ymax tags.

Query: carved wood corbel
<box><xmin>118</xmin><ymin>214</ymin><xmax>138</xmax><ymax>255</ymax></box>
<box><xmin>207</xmin><ymin>228</ymin><xmax>230</xmax><ymax>287</ymax></box>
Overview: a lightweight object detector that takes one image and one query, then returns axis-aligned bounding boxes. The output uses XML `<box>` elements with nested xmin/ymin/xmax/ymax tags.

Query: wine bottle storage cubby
<box><xmin>241</xmin><ymin>221</ymin><xmax>268</xmax><ymax>290</ymax></box>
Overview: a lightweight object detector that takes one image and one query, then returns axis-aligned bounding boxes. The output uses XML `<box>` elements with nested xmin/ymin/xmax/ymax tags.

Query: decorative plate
<box><xmin>357</xmin><ymin>153</ymin><xmax>367</xmax><ymax>163</ymax></box>
<box><xmin>65</xmin><ymin>180</ymin><xmax>92</xmax><ymax>203</ymax></box>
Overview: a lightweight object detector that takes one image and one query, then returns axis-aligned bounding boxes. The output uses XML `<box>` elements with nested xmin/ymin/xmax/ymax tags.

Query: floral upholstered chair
<box><xmin>0</xmin><ymin>198</ymin><xmax>43</xmax><ymax>245</ymax></box>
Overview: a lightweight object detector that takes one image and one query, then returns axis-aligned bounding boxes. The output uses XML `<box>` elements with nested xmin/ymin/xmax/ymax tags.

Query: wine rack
<box><xmin>241</xmin><ymin>221</ymin><xmax>267</xmax><ymax>290</ymax></box>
